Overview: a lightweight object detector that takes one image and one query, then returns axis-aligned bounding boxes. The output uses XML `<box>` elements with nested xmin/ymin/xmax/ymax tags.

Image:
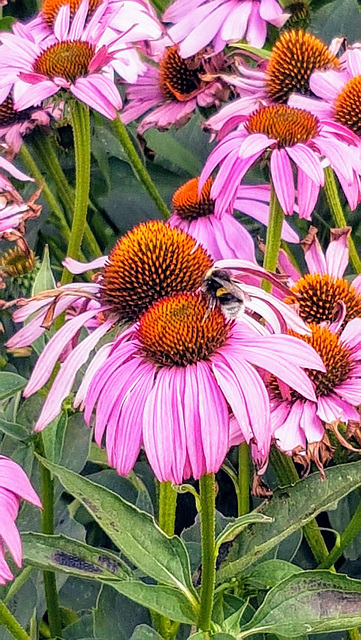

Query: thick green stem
<box><xmin>319</xmin><ymin>499</ymin><xmax>361</xmax><ymax>570</ymax></box>
<box><xmin>324</xmin><ymin>166</ymin><xmax>361</xmax><ymax>273</ymax></box>
<box><xmin>0</xmin><ymin>601</ymin><xmax>32</xmax><ymax>640</ymax></box>
<box><xmin>347</xmin><ymin>629</ymin><xmax>361</xmax><ymax>640</ymax></box>
<box><xmin>32</xmin><ymin>132</ymin><xmax>101</xmax><ymax>258</ymax></box>
<box><xmin>61</xmin><ymin>101</ymin><xmax>91</xmax><ymax>285</ymax></box>
<box><xmin>158</xmin><ymin>481</ymin><xmax>177</xmax><ymax>536</ymax></box>
<box><xmin>112</xmin><ymin>118</ymin><xmax>170</xmax><ymax>220</ymax></box>
<box><xmin>238</xmin><ymin>443</ymin><xmax>250</xmax><ymax>516</ymax></box>
<box><xmin>262</xmin><ymin>185</ymin><xmax>284</xmax><ymax>289</ymax></box>
<box><xmin>39</xmin><ymin>449</ymin><xmax>62</xmax><ymax>639</ymax></box>
<box><xmin>154</xmin><ymin>482</ymin><xmax>179</xmax><ymax>639</ymax></box>
<box><xmin>198</xmin><ymin>473</ymin><xmax>216</xmax><ymax>633</ymax></box>
<box><xmin>270</xmin><ymin>448</ymin><xmax>329</xmax><ymax>564</ymax></box>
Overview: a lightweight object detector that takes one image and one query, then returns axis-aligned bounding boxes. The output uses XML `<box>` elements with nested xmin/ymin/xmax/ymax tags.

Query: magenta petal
<box><xmin>270</xmin><ymin>148</ymin><xmax>295</xmax><ymax>215</ymax></box>
<box><xmin>325</xmin><ymin>229</ymin><xmax>349</xmax><ymax>278</ymax></box>
<box><xmin>297</xmin><ymin>169</ymin><xmax>320</xmax><ymax>220</ymax></box>
<box><xmin>303</xmin><ymin>229</ymin><xmax>327</xmax><ymax>275</ymax></box>
<box><xmin>274</xmin><ymin>399</ymin><xmax>306</xmax><ymax>453</ymax></box>
<box><xmin>300</xmin><ymin>400</ymin><xmax>324</xmax><ymax>443</ymax></box>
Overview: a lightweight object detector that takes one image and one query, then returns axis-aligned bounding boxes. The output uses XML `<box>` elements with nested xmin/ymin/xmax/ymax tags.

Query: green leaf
<box><xmin>217</xmin><ymin>461</ymin><xmax>361</xmax><ymax>583</ymax></box>
<box><xmin>111</xmin><ymin>582</ymin><xmax>197</xmax><ymax>625</ymax></box>
<box><xmin>310</xmin><ymin>0</ymin><xmax>361</xmax><ymax>43</ymax></box>
<box><xmin>31</xmin><ymin>245</ymin><xmax>55</xmax><ymax>295</ymax></box>
<box><xmin>0</xmin><ymin>16</ymin><xmax>16</xmax><ymax>31</ymax></box>
<box><xmin>94</xmin><ymin>584</ymin><xmax>150</xmax><ymax>640</ymax></box>
<box><xmin>0</xmin><ymin>415</ymin><xmax>29</xmax><ymax>441</ymax></box>
<box><xmin>215</xmin><ymin>514</ymin><xmax>272</xmax><ymax>555</ymax></box>
<box><xmin>22</xmin><ymin>533</ymin><xmax>131</xmax><ymax>581</ymax></box>
<box><xmin>130</xmin><ymin>625</ymin><xmax>163</xmax><ymax>640</ymax></box>
<box><xmin>36</xmin><ymin>457</ymin><xmax>199</xmax><ymax>611</ymax></box>
<box><xmin>231</xmin><ymin>43</ymin><xmax>271</xmax><ymax>59</ymax></box>
<box><xmin>42</xmin><ymin>412</ymin><xmax>67</xmax><ymax>464</ymax></box>
<box><xmin>0</xmin><ymin>372</ymin><xmax>26</xmax><ymax>402</ymax></box>
<box><xmin>144</xmin><ymin>129</ymin><xmax>202</xmax><ymax>176</ymax></box>
<box><xmin>239</xmin><ymin>570</ymin><xmax>361</xmax><ymax>637</ymax></box>
<box><xmin>246</xmin><ymin>560</ymin><xmax>303</xmax><ymax>590</ymax></box>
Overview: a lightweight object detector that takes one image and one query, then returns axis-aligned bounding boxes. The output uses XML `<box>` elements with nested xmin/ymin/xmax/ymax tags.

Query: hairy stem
<box><xmin>61</xmin><ymin>101</ymin><xmax>91</xmax><ymax>285</ymax></box>
<box><xmin>324</xmin><ymin>166</ymin><xmax>361</xmax><ymax>273</ymax></box>
<box><xmin>32</xmin><ymin>132</ymin><xmax>101</xmax><ymax>258</ymax></box>
<box><xmin>112</xmin><ymin>118</ymin><xmax>170</xmax><ymax>220</ymax></box>
<box><xmin>0</xmin><ymin>601</ymin><xmax>32</xmax><ymax>640</ymax></box>
<box><xmin>238</xmin><ymin>442</ymin><xmax>250</xmax><ymax>516</ymax></box>
<box><xmin>198</xmin><ymin>473</ymin><xmax>216</xmax><ymax>633</ymax></box>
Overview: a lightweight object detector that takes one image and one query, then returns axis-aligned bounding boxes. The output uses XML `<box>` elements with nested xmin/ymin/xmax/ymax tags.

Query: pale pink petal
<box><xmin>325</xmin><ymin>228</ymin><xmax>350</xmax><ymax>278</ymax></box>
<box><xmin>270</xmin><ymin>148</ymin><xmax>295</xmax><ymax>216</ymax></box>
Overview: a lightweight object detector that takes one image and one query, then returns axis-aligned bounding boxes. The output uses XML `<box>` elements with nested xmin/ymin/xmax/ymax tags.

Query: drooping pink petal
<box><xmin>270</xmin><ymin>148</ymin><xmax>295</xmax><ymax>216</ymax></box>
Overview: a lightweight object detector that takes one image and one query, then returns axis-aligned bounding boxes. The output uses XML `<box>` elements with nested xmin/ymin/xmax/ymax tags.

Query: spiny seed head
<box><xmin>334</xmin><ymin>75</ymin><xmax>361</xmax><ymax>135</ymax></box>
<box><xmin>41</xmin><ymin>0</ymin><xmax>101</xmax><ymax>26</ymax></box>
<box><xmin>33</xmin><ymin>41</ymin><xmax>95</xmax><ymax>83</ymax></box>
<box><xmin>138</xmin><ymin>291</ymin><xmax>231</xmax><ymax>366</ymax></box>
<box><xmin>246</xmin><ymin>104</ymin><xmax>319</xmax><ymax>147</ymax></box>
<box><xmin>159</xmin><ymin>46</ymin><xmax>204</xmax><ymax>101</ymax></box>
<box><xmin>172</xmin><ymin>177</ymin><xmax>214</xmax><ymax>220</ymax></box>
<box><xmin>266</xmin><ymin>30</ymin><xmax>339</xmax><ymax>103</ymax></box>
<box><xmin>285</xmin><ymin>273</ymin><xmax>361</xmax><ymax>325</ymax></box>
<box><xmin>270</xmin><ymin>323</ymin><xmax>353</xmax><ymax>399</ymax></box>
<box><xmin>0</xmin><ymin>246</ymin><xmax>37</xmax><ymax>278</ymax></box>
<box><xmin>100</xmin><ymin>221</ymin><xmax>212</xmax><ymax>323</ymax></box>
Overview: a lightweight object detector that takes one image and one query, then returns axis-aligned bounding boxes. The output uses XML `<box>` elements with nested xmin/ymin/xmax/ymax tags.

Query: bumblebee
<box><xmin>201</xmin><ymin>268</ymin><xmax>249</xmax><ymax>320</ymax></box>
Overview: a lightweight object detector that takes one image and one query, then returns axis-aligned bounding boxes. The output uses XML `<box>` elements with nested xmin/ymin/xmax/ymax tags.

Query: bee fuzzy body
<box><xmin>201</xmin><ymin>268</ymin><xmax>248</xmax><ymax>320</ymax></box>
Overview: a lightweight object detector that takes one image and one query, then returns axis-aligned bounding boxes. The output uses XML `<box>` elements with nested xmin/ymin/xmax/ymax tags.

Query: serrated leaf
<box><xmin>217</xmin><ymin>461</ymin><xmax>361</xmax><ymax>583</ymax></box>
<box><xmin>36</xmin><ymin>457</ymin><xmax>199</xmax><ymax>613</ymax></box>
<box><xmin>239</xmin><ymin>570</ymin><xmax>361</xmax><ymax>637</ymax></box>
<box><xmin>111</xmin><ymin>582</ymin><xmax>197</xmax><ymax>625</ymax></box>
<box><xmin>22</xmin><ymin>533</ymin><xmax>131</xmax><ymax>581</ymax></box>
<box><xmin>0</xmin><ymin>372</ymin><xmax>26</xmax><ymax>402</ymax></box>
<box><xmin>31</xmin><ymin>245</ymin><xmax>55</xmax><ymax>296</ymax></box>
<box><xmin>215</xmin><ymin>514</ymin><xmax>272</xmax><ymax>555</ymax></box>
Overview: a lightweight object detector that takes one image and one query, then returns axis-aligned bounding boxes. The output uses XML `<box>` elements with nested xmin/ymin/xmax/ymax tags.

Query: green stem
<box><xmin>153</xmin><ymin>482</ymin><xmax>178</xmax><ymax>640</ymax></box>
<box><xmin>158</xmin><ymin>481</ymin><xmax>177</xmax><ymax>536</ymax></box>
<box><xmin>198</xmin><ymin>473</ymin><xmax>216</xmax><ymax>633</ymax></box>
<box><xmin>238</xmin><ymin>443</ymin><xmax>250</xmax><ymax>516</ymax></box>
<box><xmin>270</xmin><ymin>448</ymin><xmax>329</xmax><ymax>564</ymax></box>
<box><xmin>4</xmin><ymin>567</ymin><xmax>34</xmax><ymax>604</ymax></box>
<box><xmin>112</xmin><ymin>118</ymin><xmax>170</xmax><ymax>220</ymax></box>
<box><xmin>0</xmin><ymin>601</ymin><xmax>32</xmax><ymax>640</ymax></box>
<box><xmin>20</xmin><ymin>145</ymin><xmax>70</xmax><ymax>240</ymax></box>
<box><xmin>347</xmin><ymin>629</ymin><xmax>361</xmax><ymax>640</ymax></box>
<box><xmin>32</xmin><ymin>132</ymin><xmax>101</xmax><ymax>258</ymax></box>
<box><xmin>319</xmin><ymin>500</ymin><xmax>361</xmax><ymax>570</ymax></box>
<box><xmin>262</xmin><ymin>185</ymin><xmax>284</xmax><ymax>289</ymax></box>
<box><xmin>39</xmin><ymin>446</ymin><xmax>62</xmax><ymax>639</ymax></box>
<box><xmin>61</xmin><ymin>101</ymin><xmax>91</xmax><ymax>285</ymax></box>
<box><xmin>324</xmin><ymin>166</ymin><xmax>361</xmax><ymax>273</ymax></box>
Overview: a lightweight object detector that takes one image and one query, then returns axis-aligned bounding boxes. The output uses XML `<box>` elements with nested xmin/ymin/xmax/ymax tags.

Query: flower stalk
<box><xmin>319</xmin><ymin>496</ymin><xmax>361</xmax><ymax>570</ymax></box>
<box><xmin>262</xmin><ymin>184</ymin><xmax>284</xmax><ymax>287</ymax></box>
<box><xmin>238</xmin><ymin>442</ymin><xmax>250</xmax><ymax>516</ymax></box>
<box><xmin>39</xmin><ymin>446</ymin><xmax>62</xmax><ymax>639</ymax></box>
<box><xmin>61</xmin><ymin>101</ymin><xmax>91</xmax><ymax>285</ymax></box>
<box><xmin>323</xmin><ymin>166</ymin><xmax>361</xmax><ymax>273</ymax></box>
<box><xmin>158</xmin><ymin>481</ymin><xmax>177</xmax><ymax>536</ymax></box>
<box><xmin>198</xmin><ymin>473</ymin><xmax>216</xmax><ymax>633</ymax></box>
<box><xmin>112</xmin><ymin>117</ymin><xmax>170</xmax><ymax>220</ymax></box>
<box><xmin>0</xmin><ymin>601</ymin><xmax>32</xmax><ymax>640</ymax></box>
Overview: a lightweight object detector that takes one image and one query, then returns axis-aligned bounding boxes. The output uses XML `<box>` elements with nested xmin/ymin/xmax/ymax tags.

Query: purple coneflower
<box><xmin>270</xmin><ymin>319</ymin><xmax>361</xmax><ymax>474</ymax></box>
<box><xmin>32</xmin><ymin>0</ymin><xmax>162</xmax><ymax>43</ymax></box>
<box><xmin>0</xmin><ymin>93</ymin><xmax>62</xmax><ymax>159</ymax></box>
<box><xmin>0</xmin><ymin>177</ymin><xmax>42</xmax><ymax>238</ymax></box>
<box><xmin>84</xmin><ymin>291</ymin><xmax>323</xmax><ymax>483</ymax></box>
<box><xmin>206</xmin><ymin>29</ymin><xmax>340</xmax><ymax>136</ymax></box>
<box><xmin>0</xmin><ymin>0</ymin><xmax>140</xmax><ymax>119</ymax></box>
<box><xmin>200</xmin><ymin>104</ymin><xmax>361</xmax><ymax>219</ymax></box>
<box><xmin>8</xmin><ymin>220</ymin><xmax>311</xmax><ymax>432</ymax></box>
<box><xmin>122</xmin><ymin>45</ymin><xmax>229</xmax><ymax>133</ymax></box>
<box><xmin>0</xmin><ymin>456</ymin><xmax>41</xmax><ymax>584</ymax></box>
<box><xmin>163</xmin><ymin>0</ymin><xmax>288</xmax><ymax>58</ymax></box>
<box><xmin>280</xmin><ymin>226</ymin><xmax>361</xmax><ymax>331</ymax></box>
<box><xmin>169</xmin><ymin>176</ymin><xmax>298</xmax><ymax>262</ymax></box>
